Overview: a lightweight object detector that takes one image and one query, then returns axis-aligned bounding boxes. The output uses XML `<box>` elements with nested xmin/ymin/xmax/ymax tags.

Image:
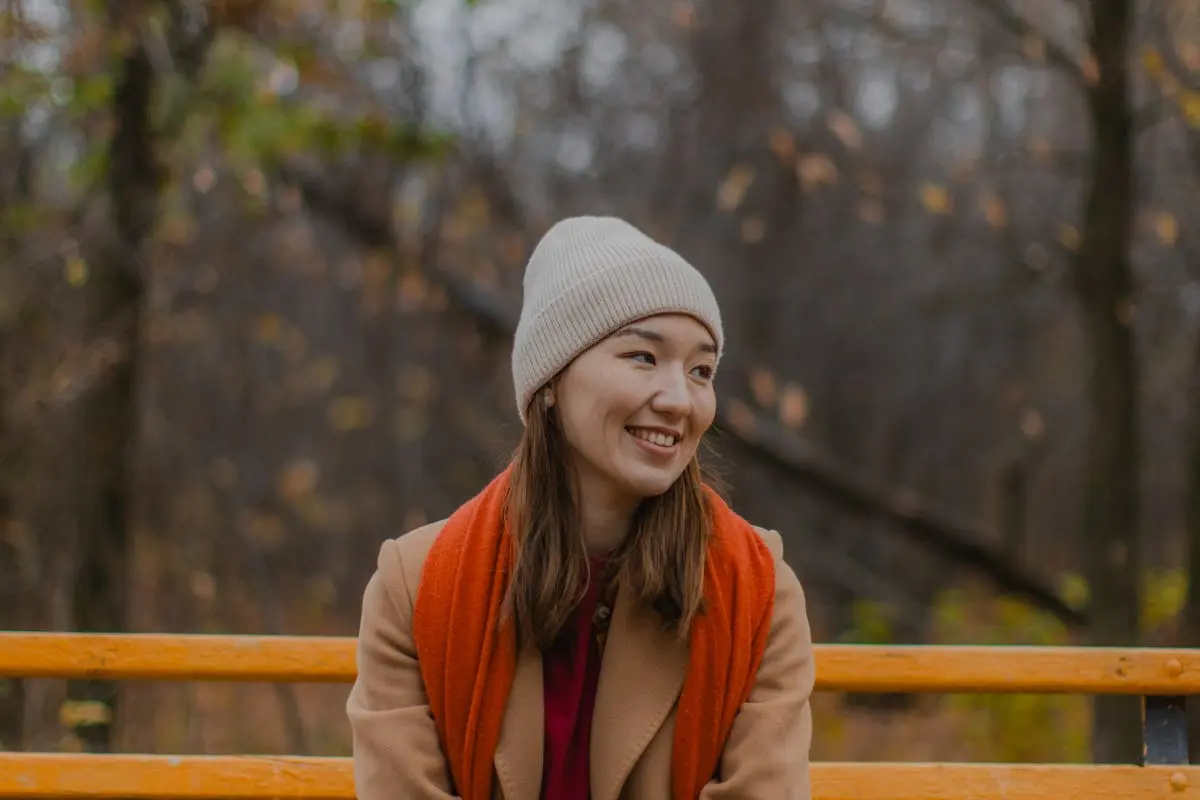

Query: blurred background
<box><xmin>2</xmin><ymin>0</ymin><xmax>1199</xmax><ymax>769</ymax></box>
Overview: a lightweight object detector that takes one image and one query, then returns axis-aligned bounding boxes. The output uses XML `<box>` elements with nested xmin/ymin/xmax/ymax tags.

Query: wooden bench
<box><xmin>0</xmin><ymin>632</ymin><xmax>1197</xmax><ymax>798</ymax></box>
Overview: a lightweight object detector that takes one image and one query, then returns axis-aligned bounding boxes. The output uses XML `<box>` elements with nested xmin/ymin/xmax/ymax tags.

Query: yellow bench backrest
<box><xmin>0</xmin><ymin>633</ymin><xmax>1196</xmax><ymax>798</ymax></box>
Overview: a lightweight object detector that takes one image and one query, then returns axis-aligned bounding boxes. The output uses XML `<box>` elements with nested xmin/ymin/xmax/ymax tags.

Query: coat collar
<box><xmin>491</xmin><ymin>586</ymin><xmax>690</xmax><ymax>800</ymax></box>
<box><xmin>590</xmin><ymin>585</ymin><xmax>690</xmax><ymax>800</ymax></box>
<box><xmin>494</xmin><ymin>641</ymin><xmax>543</xmax><ymax>799</ymax></box>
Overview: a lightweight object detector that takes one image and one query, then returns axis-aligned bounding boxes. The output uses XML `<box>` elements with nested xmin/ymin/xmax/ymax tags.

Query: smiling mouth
<box><xmin>626</xmin><ymin>426</ymin><xmax>681</xmax><ymax>448</ymax></box>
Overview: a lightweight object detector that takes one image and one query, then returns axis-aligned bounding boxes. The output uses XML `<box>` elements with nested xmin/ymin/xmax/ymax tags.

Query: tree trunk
<box><xmin>1077</xmin><ymin>0</ymin><xmax>1142</xmax><ymax>765</ymax></box>
<box><xmin>0</xmin><ymin>490</ymin><xmax>24</xmax><ymax>751</ymax></box>
<box><xmin>1185</xmin><ymin>330</ymin><xmax>1200</xmax><ymax>761</ymax></box>
<box><xmin>65</xmin><ymin>29</ymin><xmax>158</xmax><ymax>753</ymax></box>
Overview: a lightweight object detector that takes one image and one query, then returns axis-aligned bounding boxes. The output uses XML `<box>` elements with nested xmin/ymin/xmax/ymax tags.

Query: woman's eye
<box><xmin>691</xmin><ymin>364</ymin><xmax>715</xmax><ymax>380</ymax></box>
<box><xmin>628</xmin><ymin>352</ymin><xmax>656</xmax><ymax>365</ymax></box>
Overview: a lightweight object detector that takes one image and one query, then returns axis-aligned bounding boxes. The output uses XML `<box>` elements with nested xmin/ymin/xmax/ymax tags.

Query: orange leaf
<box><xmin>826</xmin><ymin>109</ymin><xmax>863</xmax><ymax>150</ymax></box>
<box><xmin>278</xmin><ymin>458</ymin><xmax>319</xmax><ymax>500</ymax></box>
<box><xmin>796</xmin><ymin>153</ymin><xmax>839</xmax><ymax>191</ymax></box>
<box><xmin>1152</xmin><ymin>212</ymin><xmax>1178</xmax><ymax>246</ymax></box>
<box><xmin>725</xmin><ymin>399</ymin><xmax>757</xmax><ymax>436</ymax></box>
<box><xmin>768</xmin><ymin>127</ymin><xmax>796</xmax><ymax>161</ymax></box>
<box><xmin>779</xmin><ymin>383</ymin><xmax>809</xmax><ymax>429</ymax></box>
<box><xmin>981</xmin><ymin>192</ymin><xmax>1008</xmax><ymax>228</ymax></box>
<box><xmin>750</xmin><ymin>367</ymin><xmax>777</xmax><ymax>408</ymax></box>
<box><xmin>717</xmin><ymin>164</ymin><xmax>756</xmax><ymax>212</ymax></box>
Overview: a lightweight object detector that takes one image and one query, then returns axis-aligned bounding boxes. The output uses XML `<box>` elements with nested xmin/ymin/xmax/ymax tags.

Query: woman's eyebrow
<box><xmin>613</xmin><ymin>326</ymin><xmax>664</xmax><ymax>343</ymax></box>
<box><xmin>614</xmin><ymin>326</ymin><xmax>717</xmax><ymax>354</ymax></box>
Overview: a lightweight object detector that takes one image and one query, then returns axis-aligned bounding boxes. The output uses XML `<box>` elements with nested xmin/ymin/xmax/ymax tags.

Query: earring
<box><xmin>544</xmin><ymin>390</ymin><xmax>555</xmax><ymax>408</ymax></box>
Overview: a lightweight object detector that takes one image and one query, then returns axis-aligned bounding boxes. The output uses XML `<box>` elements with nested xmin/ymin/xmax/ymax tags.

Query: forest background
<box><xmin>2</xmin><ymin>0</ymin><xmax>1200</xmax><ymax>767</ymax></box>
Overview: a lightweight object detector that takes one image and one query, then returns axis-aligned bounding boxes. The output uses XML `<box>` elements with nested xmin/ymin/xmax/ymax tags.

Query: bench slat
<box><xmin>1</xmin><ymin>633</ymin><xmax>1198</xmax><ymax>694</ymax></box>
<box><xmin>0</xmin><ymin>754</ymin><xmax>1194</xmax><ymax>799</ymax></box>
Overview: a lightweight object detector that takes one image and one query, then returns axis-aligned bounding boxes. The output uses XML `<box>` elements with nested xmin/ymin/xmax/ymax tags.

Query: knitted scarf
<box><xmin>412</xmin><ymin>467</ymin><xmax>775</xmax><ymax>799</ymax></box>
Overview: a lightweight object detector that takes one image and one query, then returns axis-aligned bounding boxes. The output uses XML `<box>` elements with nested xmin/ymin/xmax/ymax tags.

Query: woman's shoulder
<box><xmin>372</xmin><ymin>518</ymin><xmax>449</xmax><ymax>593</ymax></box>
<box><xmin>748</xmin><ymin>524</ymin><xmax>785</xmax><ymax>563</ymax></box>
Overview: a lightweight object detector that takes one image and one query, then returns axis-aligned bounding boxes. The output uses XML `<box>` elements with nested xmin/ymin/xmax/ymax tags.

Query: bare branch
<box><xmin>714</xmin><ymin>411</ymin><xmax>1085</xmax><ymax>625</ymax></box>
<box><xmin>965</xmin><ymin>0</ymin><xmax>1084</xmax><ymax>83</ymax></box>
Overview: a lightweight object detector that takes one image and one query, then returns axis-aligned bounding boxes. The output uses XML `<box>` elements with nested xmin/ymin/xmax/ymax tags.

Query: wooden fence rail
<box><xmin>0</xmin><ymin>633</ymin><xmax>1196</xmax><ymax>799</ymax></box>
<box><xmin>2</xmin><ymin>633</ymin><xmax>1199</xmax><ymax>694</ymax></box>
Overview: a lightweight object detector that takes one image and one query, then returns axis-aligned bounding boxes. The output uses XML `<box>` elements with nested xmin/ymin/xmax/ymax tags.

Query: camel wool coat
<box><xmin>346</xmin><ymin>519</ymin><xmax>815</xmax><ymax>800</ymax></box>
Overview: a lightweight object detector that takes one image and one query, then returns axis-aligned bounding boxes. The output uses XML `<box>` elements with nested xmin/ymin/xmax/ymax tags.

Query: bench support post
<box><xmin>1143</xmin><ymin>695</ymin><xmax>1188</xmax><ymax>765</ymax></box>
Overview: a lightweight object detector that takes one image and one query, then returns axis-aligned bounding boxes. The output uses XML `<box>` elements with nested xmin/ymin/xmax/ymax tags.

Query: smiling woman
<box><xmin>346</xmin><ymin>216</ymin><xmax>815</xmax><ymax>800</ymax></box>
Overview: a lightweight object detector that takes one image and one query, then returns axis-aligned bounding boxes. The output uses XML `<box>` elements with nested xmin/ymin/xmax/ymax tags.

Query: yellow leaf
<box><xmin>1141</xmin><ymin>47</ymin><xmax>1166</xmax><ymax>81</ymax></box>
<box><xmin>740</xmin><ymin>216</ymin><xmax>766</xmax><ymax>243</ymax></box>
<box><xmin>1152</xmin><ymin>212</ymin><xmax>1178</xmax><ymax>246</ymax></box>
<box><xmin>749</xmin><ymin>367</ymin><xmax>777</xmax><ymax>408</ymax></box>
<box><xmin>60</xmin><ymin>701</ymin><xmax>111</xmax><ymax>728</ymax></box>
<box><xmin>919</xmin><ymin>183</ymin><xmax>952</xmax><ymax>215</ymax></box>
<box><xmin>1057</xmin><ymin>573</ymin><xmax>1089</xmax><ymax>610</ymax></box>
<box><xmin>981</xmin><ymin>192</ymin><xmax>1008</xmax><ymax>228</ymax></box>
<box><xmin>716</xmin><ymin>164</ymin><xmax>755</xmax><ymax>212</ymax></box>
<box><xmin>1058</xmin><ymin>224</ymin><xmax>1080</xmax><ymax>252</ymax></box>
<box><xmin>254</xmin><ymin>313</ymin><xmax>283</xmax><ymax>344</ymax></box>
<box><xmin>826</xmin><ymin>110</ymin><xmax>863</xmax><ymax>150</ymax></box>
<box><xmin>64</xmin><ymin>256</ymin><xmax>88</xmax><ymax>287</ymax></box>
<box><xmin>779</xmin><ymin>383</ymin><xmax>809</xmax><ymax>429</ymax></box>
<box><xmin>328</xmin><ymin>396</ymin><xmax>374</xmax><ymax>431</ymax></box>
<box><xmin>1181</xmin><ymin>91</ymin><xmax>1200</xmax><ymax>127</ymax></box>
<box><xmin>796</xmin><ymin>153</ymin><xmax>839</xmax><ymax>191</ymax></box>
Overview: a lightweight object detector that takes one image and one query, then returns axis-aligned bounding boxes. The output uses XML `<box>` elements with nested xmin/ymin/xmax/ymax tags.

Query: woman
<box><xmin>346</xmin><ymin>216</ymin><xmax>815</xmax><ymax>799</ymax></box>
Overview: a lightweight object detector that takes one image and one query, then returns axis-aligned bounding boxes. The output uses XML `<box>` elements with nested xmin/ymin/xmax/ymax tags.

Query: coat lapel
<box><xmin>494</xmin><ymin>642</ymin><xmax>543</xmax><ymax>799</ymax></box>
<box><xmin>589</xmin><ymin>586</ymin><xmax>690</xmax><ymax>800</ymax></box>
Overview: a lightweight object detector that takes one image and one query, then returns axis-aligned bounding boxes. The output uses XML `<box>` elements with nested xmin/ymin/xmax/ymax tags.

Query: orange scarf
<box><xmin>412</xmin><ymin>467</ymin><xmax>776</xmax><ymax>799</ymax></box>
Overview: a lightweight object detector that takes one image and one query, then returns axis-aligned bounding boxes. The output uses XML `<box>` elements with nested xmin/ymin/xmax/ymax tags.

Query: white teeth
<box><xmin>630</xmin><ymin>428</ymin><xmax>678</xmax><ymax>447</ymax></box>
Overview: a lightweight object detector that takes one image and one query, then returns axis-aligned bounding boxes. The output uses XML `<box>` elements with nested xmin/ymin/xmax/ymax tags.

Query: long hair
<box><xmin>502</xmin><ymin>384</ymin><xmax>717</xmax><ymax>650</ymax></box>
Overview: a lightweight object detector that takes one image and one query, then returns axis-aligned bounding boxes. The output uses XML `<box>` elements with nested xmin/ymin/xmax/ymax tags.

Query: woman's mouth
<box><xmin>626</xmin><ymin>426</ymin><xmax>681</xmax><ymax>452</ymax></box>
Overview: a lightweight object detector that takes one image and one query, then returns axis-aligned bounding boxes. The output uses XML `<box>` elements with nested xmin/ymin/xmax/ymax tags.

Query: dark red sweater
<box><xmin>540</xmin><ymin>559</ymin><xmax>613</xmax><ymax>800</ymax></box>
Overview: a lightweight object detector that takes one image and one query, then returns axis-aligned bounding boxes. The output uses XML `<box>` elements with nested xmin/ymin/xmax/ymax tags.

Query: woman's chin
<box><xmin>617</xmin><ymin>468</ymin><xmax>685</xmax><ymax>499</ymax></box>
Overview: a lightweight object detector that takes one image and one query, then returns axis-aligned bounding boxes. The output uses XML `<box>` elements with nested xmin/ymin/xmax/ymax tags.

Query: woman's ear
<box><xmin>544</xmin><ymin>388</ymin><xmax>555</xmax><ymax>408</ymax></box>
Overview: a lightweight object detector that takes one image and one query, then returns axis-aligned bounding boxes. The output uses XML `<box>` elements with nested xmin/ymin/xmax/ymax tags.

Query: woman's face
<box><xmin>552</xmin><ymin>313</ymin><xmax>718</xmax><ymax>506</ymax></box>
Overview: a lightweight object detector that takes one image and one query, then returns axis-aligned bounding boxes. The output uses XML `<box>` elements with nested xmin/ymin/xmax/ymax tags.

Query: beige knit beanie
<box><xmin>512</xmin><ymin>216</ymin><xmax>724</xmax><ymax>422</ymax></box>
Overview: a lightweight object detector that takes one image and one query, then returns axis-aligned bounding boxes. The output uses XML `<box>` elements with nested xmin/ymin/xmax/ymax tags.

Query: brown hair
<box><xmin>502</xmin><ymin>385</ymin><xmax>716</xmax><ymax>650</ymax></box>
